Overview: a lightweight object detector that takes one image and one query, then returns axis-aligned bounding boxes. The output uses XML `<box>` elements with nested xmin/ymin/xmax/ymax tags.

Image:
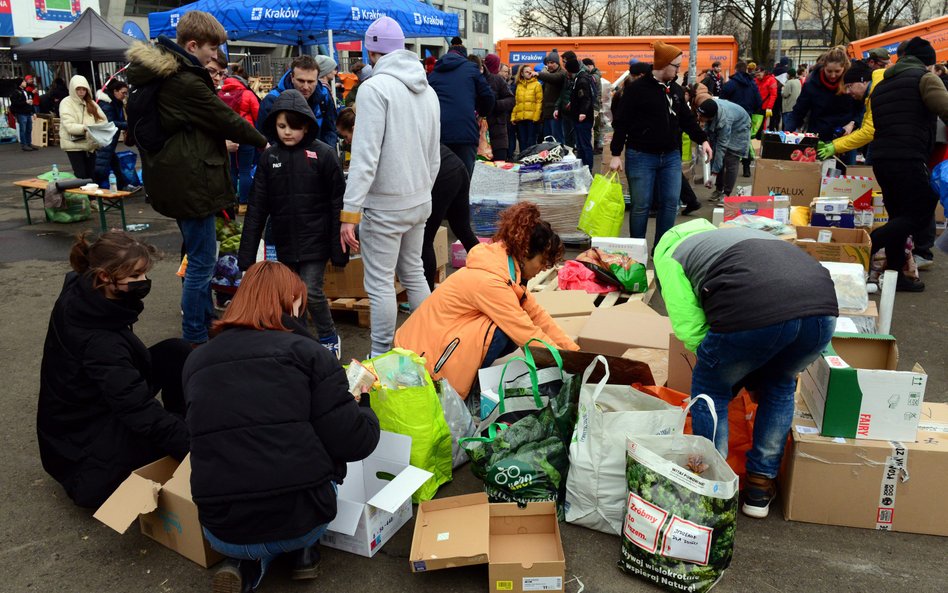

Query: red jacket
<box><xmin>219</xmin><ymin>77</ymin><xmax>259</xmax><ymax>126</ymax></box>
<box><xmin>756</xmin><ymin>74</ymin><xmax>778</xmax><ymax>111</ymax></box>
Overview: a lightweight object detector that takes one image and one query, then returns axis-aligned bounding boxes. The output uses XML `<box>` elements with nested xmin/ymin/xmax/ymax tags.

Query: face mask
<box><xmin>119</xmin><ymin>278</ymin><xmax>152</xmax><ymax>300</ymax></box>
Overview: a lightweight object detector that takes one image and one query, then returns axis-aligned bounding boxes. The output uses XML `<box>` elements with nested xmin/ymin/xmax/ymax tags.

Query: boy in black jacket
<box><xmin>562</xmin><ymin>55</ymin><xmax>596</xmax><ymax>173</ymax></box>
<box><xmin>237</xmin><ymin>90</ymin><xmax>348</xmax><ymax>358</ymax></box>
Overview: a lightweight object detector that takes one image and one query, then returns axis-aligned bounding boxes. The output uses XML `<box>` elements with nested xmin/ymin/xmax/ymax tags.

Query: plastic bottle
<box><xmin>108</xmin><ymin>172</ymin><xmax>117</xmax><ymax>190</ymax></box>
<box><xmin>51</xmin><ymin>164</ymin><xmax>59</xmax><ymax>180</ymax></box>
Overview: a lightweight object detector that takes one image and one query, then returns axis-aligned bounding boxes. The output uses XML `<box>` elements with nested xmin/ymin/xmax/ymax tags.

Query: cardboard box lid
<box><xmin>410</xmin><ymin>493</ymin><xmax>491</xmax><ymax>571</ymax></box>
<box><xmin>489</xmin><ymin>502</ymin><xmax>564</xmax><ymax>566</ymax></box>
<box><xmin>93</xmin><ymin>456</ymin><xmax>181</xmax><ymax>534</ymax></box>
<box><xmin>577</xmin><ymin>308</ymin><xmax>672</xmax><ymax>353</ymax></box>
<box><xmin>531</xmin><ymin>290</ymin><xmax>597</xmax><ymax>318</ymax></box>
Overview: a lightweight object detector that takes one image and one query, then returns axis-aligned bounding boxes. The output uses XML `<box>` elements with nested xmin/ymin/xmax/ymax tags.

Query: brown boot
<box><xmin>741</xmin><ymin>472</ymin><xmax>776</xmax><ymax>519</ymax></box>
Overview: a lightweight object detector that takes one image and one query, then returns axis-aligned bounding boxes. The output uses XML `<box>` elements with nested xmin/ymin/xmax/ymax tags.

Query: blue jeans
<box><xmin>16</xmin><ymin>114</ymin><xmax>32</xmax><ymax>146</ymax></box>
<box><xmin>482</xmin><ymin>328</ymin><xmax>517</xmax><ymax>368</ymax></box>
<box><xmin>626</xmin><ymin>149</ymin><xmax>682</xmax><ymax>245</ymax></box>
<box><xmin>573</xmin><ymin>118</ymin><xmax>594</xmax><ymax>174</ymax></box>
<box><xmin>542</xmin><ymin>118</ymin><xmax>563</xmax><ymax>144</ymax></box>
<box><xmin>230</xmin><ymin>144</ymin><xmax>257</xmax><ymax>204</ymax></box>
<box><xmin>204</xmin><ymin>522</ymin><xmax>330</xmax><ymax>589</ymax></box>
<box><xmin>781</xmin><ymin>113</ymin><xmax>793</xmax><ymax>132</ymax></box>
<box><xmin>177</xmin><ymin>216</ymin><xmax>217</xmax><ymax>343</ymax></box>
<box><xmin>445</xmin><ymin>143</ymin><xmax>477</xmax><ymax>177</ymax></box>
<box><xmin>516</xmin><ymin>121</ymin><xmax>538</xmax><ymax>154</ymax></box>
<box><xmin>690</xmin><ymin>315</ymin><xmax>836</xmax><ymax>478</ymax></box>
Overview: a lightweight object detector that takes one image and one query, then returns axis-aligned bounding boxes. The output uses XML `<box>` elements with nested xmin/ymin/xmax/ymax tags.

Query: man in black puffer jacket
<box><xmin>238</xmin><ymin>89</ymin><xmax>348</xmax><ymax>357</ymax></box>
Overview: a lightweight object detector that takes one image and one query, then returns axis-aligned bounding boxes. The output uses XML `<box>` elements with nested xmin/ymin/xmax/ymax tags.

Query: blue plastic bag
<box><xmin>933</xmin><ymin>160</ymin><xmax>948</xmax><ymax>214</ymax></box>
<box><xmin>116</xmin><ymin>151</ymin><xmax>141</xmax><ymax>186</ymax></box>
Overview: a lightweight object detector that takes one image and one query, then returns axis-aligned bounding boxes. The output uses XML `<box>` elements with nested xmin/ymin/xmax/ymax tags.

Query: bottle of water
<box><xmin>108</xmin><ymin>172</ymin><xmax>117</xmax><ymax>190</ymax></box>
<box><xmin>51</xmin><ymin>164</ymin><xmax>59</xmax><ymax>180</ymax></box>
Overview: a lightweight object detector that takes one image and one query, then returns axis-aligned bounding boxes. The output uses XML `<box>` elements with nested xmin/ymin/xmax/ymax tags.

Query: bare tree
<box><xmin>827</xmin><ymin>0</ymin><xmax>912</xmax><ymax>40</ymax></box>
<box><xmin>510</xmin><ymin>0</ymin><xmax>607</xmax><ymax>37</ymax></box>
<box><xmin>718</xmin><ymin>0</ymin><xmax>781</xmax><ymax>63</ymax></box>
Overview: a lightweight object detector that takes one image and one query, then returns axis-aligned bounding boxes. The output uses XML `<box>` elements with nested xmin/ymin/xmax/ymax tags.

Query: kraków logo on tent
<box><xmin>413</xmin><ymin>12</ymin><xmax>445</xmax><ymax>26</ymax></box>
<box><xmin>250</xmin><ymin>7</ymin><xmax>263</xmax><ymax>21</ymax></box>
<box><xmin>170</xmin><ymin>13</ymin><xmax>179</xmax><ymax>27</ymax></box>
<box><xmin>250</xmin><ymin>7</ymin><xmax>301</xmax><ymax>21</ymax></box>
<box><xmin>351</xmin><ymin>7</ymin><xmax>386</xmax><ymax>22</ymax></box>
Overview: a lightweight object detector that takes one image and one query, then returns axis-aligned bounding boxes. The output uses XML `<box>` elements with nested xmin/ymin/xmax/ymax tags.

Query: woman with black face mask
<box><xmin>37</xmin><ymin>231</ymin><xmax>191</xmax><ymax>508</ymax></box>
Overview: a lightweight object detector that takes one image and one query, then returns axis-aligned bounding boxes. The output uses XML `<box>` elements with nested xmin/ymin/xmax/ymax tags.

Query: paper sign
<box><xmin>660</xmin><ymin>515</ymin><xmax>712</xmax><ymax>565</ymax></box>
<box><xmin>624</xmin><ymin>492</ymin><xmax>668</xmax><ymax>553</ymax></box>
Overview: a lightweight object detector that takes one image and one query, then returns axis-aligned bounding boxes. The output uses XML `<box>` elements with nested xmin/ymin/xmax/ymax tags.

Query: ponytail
<box><xmin>69</xmin><ymin>232</ymin><xmax>92</xmax><ymax>275</ymax></box>
<box><xmin>823</xmin><ymin>46</ymin><xmax>850</xmax><ymax>70</ymax></box>
<box><xmin>69</xmin><ymin>231</ymin><xmax>158</xmax><ymax>290</ymax></box>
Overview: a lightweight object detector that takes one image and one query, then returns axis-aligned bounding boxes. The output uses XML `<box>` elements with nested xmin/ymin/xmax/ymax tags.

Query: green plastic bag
<box><xmin>611</xmin><ymin>261</ymin><xmax>649</xmax><ymax>293</ymax></box>
<box><xmin>578</xmin><ymin>172</ymin><xmax>625</xmax><ymax>237</ymax></box>
<box><xmin>367</xmin><ymin>349</ymin><xmax>452</xmax><ymax>502</ymax></box>
<box><xmin>45</xmin><ymin>194</ymin><xmax>91</xmax><ymax>223</ymax></box>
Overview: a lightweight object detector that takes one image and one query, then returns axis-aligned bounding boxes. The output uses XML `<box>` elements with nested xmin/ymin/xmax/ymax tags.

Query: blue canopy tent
<box><xmin>148</xmin><ymin>0</ymin><xmax>458</xmax><ymax>57</ymax></box>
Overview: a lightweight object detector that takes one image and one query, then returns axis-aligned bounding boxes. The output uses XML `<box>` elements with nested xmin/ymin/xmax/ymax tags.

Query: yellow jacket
<box><xmin>832</xmin><ymin>68</ymin><xmax>885</xmax><ymax>154</ymax></box>
<box><xmin>511</xmin><ymin>77</ymin><xmax>543</xmax><ymax>123</ymax></box>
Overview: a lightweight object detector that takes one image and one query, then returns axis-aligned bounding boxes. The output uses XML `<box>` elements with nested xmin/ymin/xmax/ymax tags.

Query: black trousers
<box><xmin>423</xmin><ymin>163</ymin><xmax>480</xmax><ymax>289</ymax></box>
<box><xmin>148</xmin><ymin>338</ymin><xmax>192</xmax><ymax>416</ymax></box>
<box><xmin>66</xmin><ymin>150</ymin><xmax>97</xmax><ymax>181</ymax></box>
<box><xmin>870</xmin><ymin>160</ymin><xmax>940</xmax><ymax>273</ymax></box>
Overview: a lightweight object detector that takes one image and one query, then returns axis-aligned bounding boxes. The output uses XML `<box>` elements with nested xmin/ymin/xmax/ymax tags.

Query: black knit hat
<box><xmin>565</xmin><ymin>56</ymin><xmax>581</xmax><ymax>74</ymax></box>
<box><xmin>696</xmin><ymin>99</ymin><xmax>718</xmax><ymax>118</ymax></box>
<box><xmin>843</xmin><ymin>60</ymin><xmax>872</xmax><ymax>84</ymax></box>
<box><xmin>629</xmin><ymin>62</ymin><xmax>651</xmax><ymax>76</ymax></box>
<box><xmin>903</xmin><ymin>36</ymin><xmax>936</xmax><ymax>66</ymax></box>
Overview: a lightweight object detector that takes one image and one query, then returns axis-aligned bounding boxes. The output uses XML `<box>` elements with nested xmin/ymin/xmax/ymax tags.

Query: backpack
<box><xmin>126</xmin><ymin>79</ymin><xmax>168</xmax><ymax>153</ymax></box>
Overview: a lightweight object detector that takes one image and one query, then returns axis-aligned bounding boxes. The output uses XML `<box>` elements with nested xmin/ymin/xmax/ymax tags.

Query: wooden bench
<box><xmin>14</xmin><ymin>178</ymin><xmax>133</xmax><ymax>233</ymax></box>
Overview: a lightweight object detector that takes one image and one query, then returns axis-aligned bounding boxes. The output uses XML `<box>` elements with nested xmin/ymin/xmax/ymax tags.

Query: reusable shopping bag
<box><xmin>565</xmin><ymin>356</ymin><xmax>686</xmax><ymax>535</ymax></box>
<box><xmin>619</xmin><ymin>397</ymin><xmax>738</xmax><ymax>593</ymax></box>
<box><xmin>367</xmin><ymin>349</ymin><xmax>453</xmax><ymax>502</ymax></box>
<box><xmin>437</xmin><ymin>378</ymin><xmax>476</xmax><ymax>468</ymax></box>
<box><xmin>578</xmin><ymin>172</ymin><xmax>625</xmax><ymax>238</ymax></box>
<box><xmin>44</xmin><ymin>194</ymin><xmax>91</xmax><ymax>223</ymax></box>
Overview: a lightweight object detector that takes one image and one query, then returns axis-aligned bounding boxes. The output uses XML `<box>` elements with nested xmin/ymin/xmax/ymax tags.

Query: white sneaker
<box><xmin>914</xmin><ymin>255</ymin><xmax>934</xmax><ymax>270</ymax></box>
<box><xmin>320</xmin><ymin>335</ymin><xmax>341</xmax><ymax>360</ymax></box>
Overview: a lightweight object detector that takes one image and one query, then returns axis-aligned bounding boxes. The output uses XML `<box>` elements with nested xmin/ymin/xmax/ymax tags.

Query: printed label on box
<box><xmin>495</xmin><ymin>580</ymin><xmax>514</xmax><ymax>590</ymax></box>
<box><xmin>875</xmin><ymin>442</ymin><xmax>908</xmax><ymax>530</ymax></box>
<box><xmin>660</xmin><ymin>515</ymin><xmax>713</xmax><ymax>565</ymax></box>
<box><xmin>624</xmin><ymin>492</ymin><xmax>668</xmax><ymax>553</ymax></box>
<box><xmin>523</xmin><ymin>576</ymin><xmax>564</xmax><ymax>591</ymax></box>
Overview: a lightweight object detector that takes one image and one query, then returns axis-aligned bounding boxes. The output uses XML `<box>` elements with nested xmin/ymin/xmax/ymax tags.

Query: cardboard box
<box><xmin>838</xmin><ymin>300</ymin><xmax>879</xmax><ymax>334</ymax></box>
<box><xmin>752</xmin><ymin>159</ymin><xmax>823</xmax><ymax>207</ymax></box>
<box><xmin>554</xmin><ymin>314</ymin><xmax>590</xmax><ymax>341</ymax></box>
<box><xmin>794</xmin><ymin>226</ymin><xmax>872</xmax><ymax>271</ymax></box>
<box><xmin>577</xmin><ymin>308</ymin><xmax>672</xmax><ymax>356</ymax></box>
<box><xmin>819</xmin><ymin>175</ymin><xmax>874</xmax><ymax>210</ymax></box>
<box><xmin>320</xmin><ymin>431</ymin><xmax>433</xmax><ymax>557</ymax></box>
<box><xmin>531</xmin><ymin>290</ymin><xmax>597</xmax><ymax>318</ymax></box>
<box><xmin>591</xmin><ymin>237</ymin><xmax>649</xmax><ymax>265</ymax></box>
<box><xmin>94</xmin><ymin>456</ymin><xmax>223</xmax><ymax>568</ymax></box>
<box><xmin>622</xmin><ymin>347</ymin><xmax>669</xmax><ymax>387</ymax></box>
<box><xmin>798</xmin><ymin>334</ymin><xmax>927</xmax><ymax>442</ymax></box>
<box><xmin>667</xmin><ymin>334</ymin><xmax>697</xmax><ymax>394</ymax></box>
<box><xmin>760</xmin><ymin>132</ymin><xmax>819</xmax><ymax>161</ymax></box>
<box><xmin>845</xmin><ymin>165</ymin><xmax>882</xmax><ymax>192</ymax></box>
<box><xmin>780</xmin><ymin>398</ymin><xmax>948</xmax><ymax>536</ymax></box>
<box><xmin>410</xmin><ymin>494</ymin><xmax>567</xmax><ymax>593</ymax></box>
<box><xmin>723</xmin><ymin>195</ymin><xmax>790</xmax><ymax>224</ymax></box>
<box><xmin>324</xmin><ymin>226</ymin><xmax>447</xmax><ymax>298</ymax></box>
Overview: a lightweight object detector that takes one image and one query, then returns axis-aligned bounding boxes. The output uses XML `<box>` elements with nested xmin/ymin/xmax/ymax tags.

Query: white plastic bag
<box><xmin>565</xmin><ymin>356</ymin><xmax>686</xmax><ymax>535</ymax></box>
<box><xmin>820</xmin><ymin>261</ymin><xmax>868</xmax><ymax>311</ymax></box>
<box><xmin>437</xmin><ymin>379</ymin><xmax>476</xmax><ymax>468</ymax></box>
<box><xmin>87</xmin><ymin>121</ymin><xmax>118</xmax><ymax>148</ymax></box>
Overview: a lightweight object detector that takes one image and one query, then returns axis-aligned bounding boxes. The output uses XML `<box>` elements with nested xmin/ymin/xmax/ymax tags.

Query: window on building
<box><xmin>125</xmin><ymin>0</ymin><xmax>188</xmax><ymax>17</ymax></box>
<box><xmin>474</xmin><ymin>0</ymin><xmax>489</xmax><ymax>5</ymax></box>
<box><xmin>445</xmin><ymin>7</ymin><xmax>467</xmax><ymax>38</ymax></box>
<box><xmin>472</xmin><ymin>12</ymin><xmax>489</xmax><ymax>35</ymax></box>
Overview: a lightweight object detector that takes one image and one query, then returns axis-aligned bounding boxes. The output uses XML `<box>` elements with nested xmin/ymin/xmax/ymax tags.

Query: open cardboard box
<box><xmin>94</xmin><ymin>455</ymin><xmax>223</xmax><ymax>568</ymax></box>
<box><xmin>321</xmin><ymin>431</ymin><xmax>433</xmax><ymax>557</ymax></box>
<box><xmin>577</xmin><ymin>308</ymin><xmax>672</xmax><ymax>356</ymax></box>
<box><xmin>798</xmin><ymin>334</ymin><xmax>926</xmax><ymax>442</ymax></box>
<box><xmin>794</xmin><ymin>226</ymin><xmax>872</xmax><ymax>271</ymax></box>
<box><xmin>410</xmin><ymin>493</ymin><xmax>566</xmax><ymax>593</ymax></box>
<box><xmin>752</xmin><ymin>159</ymin><xmax>823</xmax><ymax>207</ymax></box>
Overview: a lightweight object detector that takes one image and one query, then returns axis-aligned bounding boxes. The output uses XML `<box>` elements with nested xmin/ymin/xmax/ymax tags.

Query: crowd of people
<box><xmin>30</xmin><ymin>8</ymin><xmax>948</xmax><ymax>592</ymax></box>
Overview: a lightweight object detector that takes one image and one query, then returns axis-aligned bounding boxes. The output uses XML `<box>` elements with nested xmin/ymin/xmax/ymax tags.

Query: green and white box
<box><xmin>799</xmin><ymin>334</ymin><xmax>926</xmax><ymax>442</ymax></box>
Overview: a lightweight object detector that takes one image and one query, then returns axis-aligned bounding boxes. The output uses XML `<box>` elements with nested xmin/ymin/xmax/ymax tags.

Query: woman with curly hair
<box><xmin>395</xmin><ymin>203</ymin><xmax>579</xmax><ymax>398</ymax></box>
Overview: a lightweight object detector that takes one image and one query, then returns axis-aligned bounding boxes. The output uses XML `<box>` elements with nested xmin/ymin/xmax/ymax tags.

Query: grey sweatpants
<box><xmin>361</xmin><ymin>202</ymin><xmax>432</xmax><ymax>355</ymax></box>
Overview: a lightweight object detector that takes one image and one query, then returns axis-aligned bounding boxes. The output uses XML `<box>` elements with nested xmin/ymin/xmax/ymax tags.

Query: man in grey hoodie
<box><xmin>340</xmin><ymin>17</ymin><xmax>441</xmax><ymax>356</ymax></box>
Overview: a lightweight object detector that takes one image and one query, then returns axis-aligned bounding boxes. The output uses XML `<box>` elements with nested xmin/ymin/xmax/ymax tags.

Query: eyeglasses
<box><xmin>669</xmin><ymin>62</ymin><xmax>682</xmax><ymax>70</ymax></box>
<box><xmin>206</xmin><ymin>67</ymin><xmax>226</xmax><ymax>78</ymax></box>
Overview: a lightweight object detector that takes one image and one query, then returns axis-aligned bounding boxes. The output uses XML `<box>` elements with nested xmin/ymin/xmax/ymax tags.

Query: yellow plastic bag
<box><xmin>578</xmin><ymin>172</ymin><xmax>625</xmax><ymax>237</ymax></box>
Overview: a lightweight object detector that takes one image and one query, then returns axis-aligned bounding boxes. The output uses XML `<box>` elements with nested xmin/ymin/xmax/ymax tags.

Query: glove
<box><xmin>817</xmin><ymin>141</ymin><xmax>836</xmax><ymax>160</ymax></box>
<box><xmin>765</xmin><ymin>109</ymin><xmax>772</xmax><ymax>118</ymax></box>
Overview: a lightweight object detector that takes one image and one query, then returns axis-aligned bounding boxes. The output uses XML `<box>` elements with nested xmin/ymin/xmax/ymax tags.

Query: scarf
<box><xmin>819</xmin><ymin>68</ymin><xmax>840</xmax><ymax>93</ymax></box>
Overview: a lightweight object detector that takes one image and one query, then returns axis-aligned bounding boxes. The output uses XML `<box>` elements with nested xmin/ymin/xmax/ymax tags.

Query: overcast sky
<box><xmin>492</xmin><ymin>4</ymin><xmax>516</xmax><ymax>44</ymax></box>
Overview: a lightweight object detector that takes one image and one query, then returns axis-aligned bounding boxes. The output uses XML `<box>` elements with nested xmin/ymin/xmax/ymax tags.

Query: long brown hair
<box><xmin>212</xmin><ymin>261</ymin><xmax>307</xmax><ymax>335</ymax></box>
<box><xmin>75</xmin><ymin>82</ymin><xmax>104</xmax><ymax>122</ymax></box>
<box><xmin>494</xmin><ymin>202</ymin><xmax>563</xmax><ymax>270</ymax></box>
<box><xmin>69</xmin><ymin>231</ymin><xmax>158</xmax><ymax>290</ymax></box>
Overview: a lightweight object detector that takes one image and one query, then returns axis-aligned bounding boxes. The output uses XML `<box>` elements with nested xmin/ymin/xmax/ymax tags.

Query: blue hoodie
<box><xmin>720</xmin><ymin>71</ymin><xmax>762</xmax><ymax>116</ymax></box>
<box><xmin>256</xmin><ymin>70</ymin><xmax>323</xmax><ymax>138</ymax></box>
<box><xmin>428</xmin><ymin>51</ymin><xmax>496</xmax><ymax>145</ymax></box>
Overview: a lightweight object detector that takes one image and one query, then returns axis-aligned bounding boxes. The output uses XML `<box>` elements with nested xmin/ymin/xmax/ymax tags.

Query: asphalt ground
<box><xmin>0</xmin><ymin>142</ymin><xmax>945</xmax><ymax>593</ymax></box>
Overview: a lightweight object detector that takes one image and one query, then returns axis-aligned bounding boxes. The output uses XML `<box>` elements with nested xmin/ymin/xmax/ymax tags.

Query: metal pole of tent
<box><xmin>775</xmin><ymin>0</ymin><xmax>785</xmax><ymax>63</ymax></box>
<box><xmin>328</xmin><ymin>29</ymin><xmax>335</xmax><ymax>61</ymax></box>
<box><xmin>688</xmin><ymin>0</ymin><xmax>699</xmax><ymax>84</ymax></box>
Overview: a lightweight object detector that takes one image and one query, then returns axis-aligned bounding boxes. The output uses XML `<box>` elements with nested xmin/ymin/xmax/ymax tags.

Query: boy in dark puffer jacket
<box><xmin>237</xmin><ymin>90</ymin><xmax>348</xmax><ymax>358</ymax></box>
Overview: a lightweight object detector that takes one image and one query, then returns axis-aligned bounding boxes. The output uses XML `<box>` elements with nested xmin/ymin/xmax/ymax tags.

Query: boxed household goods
<box><xmin>760</xmin><ymin>131</ymin><xmax>819</xmax><ymax>162</ymax></box>
<box><xmin>320</xmin><ymin>431</ymin><xmax>433</xmax><ymax>557</ymax></box>
<box><xmin>780</xmin><ymin>397</ymin><xmax>948</xmax><ymax>536</ymax></box>
<box><xmin>722</xmin><ymin>195</ymin><xmax>790</xmax><ymax>224</ymax></box>
<box><xmin>450</xmin><ymin>237</ymin><xmax>492</xmax><ymax>268</ymax></box>
<box><xmin>810</xmin><ymin>197</ymin><xmax>855</xmax><ymax>228</ymax></box>
<box><xmin>752</xmin><ymin>159</ymin><xmax>822</xmax><ymax>207</ymax></box>
<box><xmin>577</xmin><ymin>307</ymin><xmax>672</xmax><ymax>356</ymax></box>
<box><xmin>845</xmin><ymin>165</ymin><xmax>881</xmax><ymax>192</ymax></box>
<box><xmin>590</xmin><ymin>237</ymin><xmax>649</xmax><ymax>266</ymax></box>
<box><xmin>794</xmin><ymin>226</ymin><xmax>872</xmax><ymax>271</ymax></box>
<box><xmin>94</xmin><ymin>455</ymin><xmax>223</xmax><ymax>567</ymax></box>
<box><xmin>409</xmin><ymin>493</ymin><xmax>567</xmax><ymax>593</ymax></box>
<box><xmin>819</xmin><ymin>175</ymin><xmax>874</xmax><ymax>228</ymax></box>
<box><xmin>798</xmin><ymin>334</ymin><xmax>927</xmax><ymax>442</ymax></box>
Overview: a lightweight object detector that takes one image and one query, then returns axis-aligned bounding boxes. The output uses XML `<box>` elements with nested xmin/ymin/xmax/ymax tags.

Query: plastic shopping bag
<box><xmin>565</xmin><ymin>356</ymin><xmax>686</xmax><ymax>535</ymax></box>
<box><xmin>87</xmin><ymin>121</ymin><xmax>118</xmax><ymax>148</ymax></box>
<box><xmin>557</xmin><ymin>260</ymin><xmax>616</xmax><ymax>293</ymax></box>
<box><xmin>437</xmin><ymin>378</ymin><xmax>476</xmax><ymax>468</ymax></box>
<box><xmin>578</xmin><ymin>172</ymin><xmax>625</xmax><ymax>237</ymax></box>
<box><xmin>367</xmin><ymin>349</ymin><xmax>453</xmax><ymax>502</ymax></box>
<box><xmin>619</xmin><ymin>397</ymin><xmax>738</xmax><ymax>593</ymax></box>
<box><xmin>45</xmin><ymin>194</ymin><xmax>91</xmax><ymax>223</ymax></box>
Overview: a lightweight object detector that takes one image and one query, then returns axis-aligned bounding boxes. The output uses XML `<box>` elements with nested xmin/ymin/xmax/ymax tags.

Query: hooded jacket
<box><xmin>219</xmin><ymin>76</ymin><xmax>260</xmax><ymax>127</ymax></box>
<box><xmin>485</xmin><ymin>71</ymin><xmax>514</xmax><ymax>151</ymax></box>
<box><xmin>257</xmin><ymin>70</ymin><xmax>323</xmax><ymax>136</ymax></box>
<box><xmin>781</xmin><ymin>77</ymin><xmax>802</xmax><ymax>113</ymax></box>
<box><xmin>341</xmin><ymin>50</ymin><xmax>441</xmax><ymax>223</ymax></box>
<box><xmin>428</xmin><ymin>51</ymin><xmax>496</xmax><ymax>146</ymax></box>
<box><xmin>183</xmin><ymin>317</ymin><xmax>380</xmax><ymax>544</ymax></box>
<box><xmin>720</xmin><ymin>71</ymin><xmax>762</xmax><ymax>116</ymax></box>
<box><xmin>125</xmin><ymin>37</ymin><xmax>266</xmax><ymax>220</ymax></box>
<box><xmin>512</xmin><ymin>75</ymin><xmax>543</xmax><ymax>123</ymax></box>
<box><xmin>756</xmin><ymin>72</ymin><xmax>778</xmax><ymax>112</ymax></box>
<box><xmin>610</xmin><ymin>72</ymin><xmax>708</xmax><ymax>156</ymax></box>
<box><xmin>705</xmin><ymin>99</ymin><xmax>751</xmax><ymax>173</ymax></box>
<box><xmin>537</xmin><ymin>67</ymin><xmax>567</xmax><ymax>119</ymax></box>
<box><xmin>237</xmin><ymin>91</ymin><xmax>348</xmax><ymax>270</ymax></box>
<box><xmin>38</xmin><ymin>273</ymin><xmax>190</xmax><ymax>508</ymax></box>
<box><xmin>94</xmin><ymin>88</ymin><xmax>128</xmax><ymax>183</ymax></box>
<box><xmin>59</xmin><ymin>75</ymin><xmax>107</xmax><ymax>152</ymax></box>
<box><xmin>394</xmin><ymin>242</ymin><xmax>579</xmax><ymax>398</ymax></box>
<box><xmin>654</xmin><ymin>219</ymin><xmax>838</xmax><ymax>352</ymax></box>
<box><xmin>785</xmin><ymin>64</ymin><xmax>863</xmax><ymax>141</ymax></box>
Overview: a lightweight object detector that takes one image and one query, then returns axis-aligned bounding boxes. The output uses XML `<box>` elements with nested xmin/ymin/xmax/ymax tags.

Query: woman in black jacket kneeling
<box><xmin>184</xmin><ymin>261</ymin><xmax>380</xmax><ymax>593</ymax></box>
<box><xmin>38</xmin><ymin>231</ymin><xmax>190</xmax><ymax>508</ymax></box>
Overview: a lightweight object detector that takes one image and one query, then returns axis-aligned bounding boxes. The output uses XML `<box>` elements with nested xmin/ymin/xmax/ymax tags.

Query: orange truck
<box><xmin>847</xmin><ymin>15</ymin><xmax>948</xmax><ymax>64</ymax></box>
<box><xmin>495</xmin><ymin>36</ymin><xmax>739</xmax><ymax>83</ymax></box>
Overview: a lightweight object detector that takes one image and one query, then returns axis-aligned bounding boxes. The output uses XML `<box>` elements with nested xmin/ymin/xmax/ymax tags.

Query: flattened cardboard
<box><xmin>794</xmin><ymin>226</ymin><xmax>872</xmax><ymax>271</ymax></box>
<box><xmin>577</xmin><ymin>308</ymin><xmax>672</xmax><ymax>356</ymax></box>
<box><xmin>845</xmin><ymin>166</ymin><xmax>882</xmax><ymax>192</ymax></box>
<box><xmin>553</xmin><ymin>315</ymin><xmax>590</xmax><ymax>341</ymax></box>
<box><xmin>752</xmin><ymin>159</ymin><xmax>823</xmax><ymax>207</ymax></box>
<box><xmin>667</xmin><ymin>334</ymin><xmax>697</xmax><ymax>394</ymax></box>
<box><xmin>409</xmin><ymin>492</ymin><xmax>491</xmax><ymax>572</ymax></box>
<box><xmin>622</xmin><ymin>347</ymin><xmax>669</xmax><ymax>387</ymax></box>
<box><xmin>780</xmin><ymin>397</ymin><xmax>948</xmax><ymax>536</ymax></box>
<box><xmin>433</xmin><ymin>225</ymin><xmax>449</xmax><ymax>269</ymax></box>
<box><xmin>531</xmin><ymin>290</ymin><xmax>597</xmax><ymax>318</ymax></box>
<box><xmin>489</xmin><ymin>502</ymin><xmax>566</xmax><ymax>593</ymax></box>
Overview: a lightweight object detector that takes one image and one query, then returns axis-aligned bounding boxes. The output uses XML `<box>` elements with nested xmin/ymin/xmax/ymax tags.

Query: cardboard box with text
<box><xmin>752</xmin><ymin>159</ymin><xmax>822</xmax><ymax>207</ymax></box>
<box><xmin>794</xmin><ymin>226</ymin><xmax>872</xmax><ymax>271</ymax></box>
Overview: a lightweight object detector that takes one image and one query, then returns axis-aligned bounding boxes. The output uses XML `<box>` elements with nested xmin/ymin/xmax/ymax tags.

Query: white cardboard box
<box><xmin>320</xmin><ymin>431</ymin><xmax>432</xmax><ymax>557</ymax></box>
<box><xmin>591</xmin><ymin>237</ymin><xmax>649</xmax><ymax>266</ymax></box>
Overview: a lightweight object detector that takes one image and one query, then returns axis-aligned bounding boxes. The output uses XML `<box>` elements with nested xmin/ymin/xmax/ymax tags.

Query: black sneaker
<box><xmin>742</xmin><ymin>163</ymin><xmax>752</xmax><ymax>178</ymax></box>
<box><xmin>682</xmin><ymin>202</ymin><xmax>701</xmax><ymax>216</ymax></box>
<box><xmin>291</xmin><ymin>543</ymin><xmax>321</xmax><ymax>580</ymax></box>
<box><xmin>741</xmin><ymin>473</ymin><xmax>776</xmax><ymax>519</ymax></box>
<box><xmin>212</xmin><ymin>559</ymin><xmax>260</xmax><ymax>593</ymax></box>
<box><xmin>895</xmin><ymin>275</ymin><xmax>925</xmax><ymax>292</ymax></box>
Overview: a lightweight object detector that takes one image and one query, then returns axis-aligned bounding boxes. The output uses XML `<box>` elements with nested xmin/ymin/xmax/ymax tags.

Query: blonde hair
<box><xmin>176</xmin><ymin>11</ymin><xmax>227</xmax><ymax>47</ymax></box>
<box><xmin>822</xmin><ymin>46</ymin><xmax>850</xmax><ymax>69</ymax></box>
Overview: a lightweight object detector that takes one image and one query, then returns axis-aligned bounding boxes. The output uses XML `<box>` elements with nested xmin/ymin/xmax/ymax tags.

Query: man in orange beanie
<box><xmin>609</xmin><ymin>41</ymin><xmax>712</xmax><ymax>249</ymax></box>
